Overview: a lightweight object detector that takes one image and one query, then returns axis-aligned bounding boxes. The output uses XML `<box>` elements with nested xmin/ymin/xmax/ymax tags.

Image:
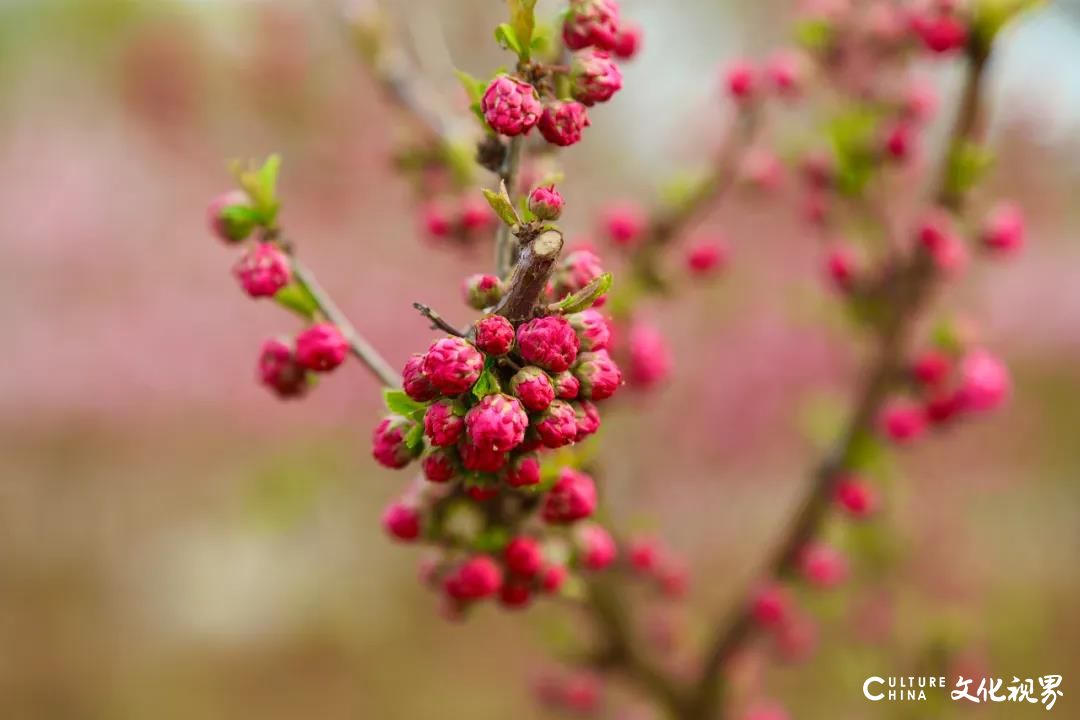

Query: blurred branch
<box><xmin>495</xmin><ymin>137</ymin><xmax>525</xmax><ymax>278</ymax></box>
<box><xmin>413</xmin><ymin>302</ymin><xmax>466</xmax><ymax>336</ymax></box>
<box><xmin>627</xmin><ymin>108</ymin><xmax>760</xmax><ymax>296</ymax></box>
<box><xmin>344</xmin><ymin>0</ymin><xmax>458</xmax><ymax>142</ymax></box>
<box><xmin>686</xmin><ymin>45</ymin><xmax>993</xmax><ymax>720</ymax></box>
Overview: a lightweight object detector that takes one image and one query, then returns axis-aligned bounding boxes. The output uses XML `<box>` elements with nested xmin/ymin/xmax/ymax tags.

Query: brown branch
<box><xmin>492</xmin><ymin>229</ymin><xmax>564</xmax><ymax>322</ymax></box>
<box><xmin>413</xmin><ymin>302</ymin><xmax>465</xmax><ymax>336</ymax></box>
<box><xmin>495</xmin><ymin>136</ymin><xmax>525</xmax><ymax>278</ymax></box>
<box><xmin>685</xmin><ymin>46</ymin><xmax>992</xmax><ymax>720</ymax></box>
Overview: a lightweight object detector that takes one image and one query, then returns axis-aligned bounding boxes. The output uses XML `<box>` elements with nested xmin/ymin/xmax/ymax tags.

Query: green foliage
<box><xmin>971</xmin><ymin>0</ymin><xmax>1043</xmax><ymax>49</ymax></box>
<box><xmin>794</xmin><ymin>18</ymin><xmax>833</xmax><ymax>53</ymax></box>
<box><xmin>471</xmin><ymin>359</ymin><xmax>502</xmax><ymax>399</ymax></box>
<box><xmin>383</xmin><ymin>389</ymin><xmax>426</xmax><ymax>419</ymax></box>
<box><xmin>550</xmin><ymin>273</ymin><xmax>613</xmax><ymax>314</ymax></box>
<box><xmin>482</xmin><ymin>181</ymin><xmax>522</xmax><ymax>226</ymax></box>
<box><xmin>273</xmin><ymin>279</ymin><xmax>319</xmax><ymax>319</ymax></box>
<box><xmin>945</xmin><ymin>140</ymin><xmax>994</xmax><ymax>198</ymax></box>
<box><xmin>495</xmin><ymin>24</ymin><xmax>526</xmax><ymax>61</ymax></box>
<box><xmin>454</xmin><ymin>69</ymin><xmax>489</xmax><ymax>128</ymax></box>
<box><xmin>232</xmin><ymin>154</ymin><xmax>282</xmax><ymax>228</ymax></box>
<box><xmin>826</xmin><ymin>109</ymin><xmax>881</xmax><ymax>197</ymax></box>
<box><xmin>508</xmin><ymin>0</ymin><xmax>538</xmax><ymax>55</ymax></box>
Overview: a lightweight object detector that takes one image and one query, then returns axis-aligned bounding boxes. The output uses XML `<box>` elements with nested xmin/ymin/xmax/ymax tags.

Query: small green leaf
<box><xmin>273</xmin><ymin>280</ymin><xmax>320</xmax><ymax>319</ymax></box>
<box><xmin>383</xmin><ymin>389</ymin><xmax>425</xmax><ymax>417</ymax></box>
<box><xmin>232</xmin><ymin>154</ymin><xmax>283</xmax><ymax>227</ymax></box>
<box><xmin>404</xmin><ymin>422</ymin><xmax>425</xmax><ymax>451</ymax></box>
<box><xmin>481</xmin><ymin>181</ymin><xmax>521</xmax><ymax>226</ymax></box>
<box><xmin>945</xmin><ymin>141</ymin><xmax>994</xmax><ymax>198</ymax></box>
<box><xmin>471</xmin><ymin>363</ymin><xmax>501</xmax><ymax>399</ymax></box>
<box><xmin>550</xmin><ymin>273</ymin><xmax>613</xmax><ymax>314</ymax></box>
<box><xmin>494</xmin><ymin>23</ymin><xmax>524</xmax><ymax>58</ymax></box>
<box><xmin>453</xmin><ymin>69</ymin><xmax>488</xmax><ymax>104</ymax></box>
<box><xmin>508</xmin><ymin>0</ymin><xmax>538</xmax><ymax>59</ymax></box>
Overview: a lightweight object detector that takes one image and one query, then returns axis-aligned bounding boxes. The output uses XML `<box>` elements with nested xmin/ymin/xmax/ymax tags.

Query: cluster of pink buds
<box><xmin>206</xmin><ymin>177</ymin><xmax>351</xmax><ymax>400</ymax></box>
<box><xmin>478</xmin><ymin>0</ymin><xmax>639</xmax><ymax>148</ymax></box>
<box><xmin>420</xmin><ymin>196</ymin><xmax>497</xmax><ymax>245</ymax></box>
<box><xmin>374</xmin><ymin>192</ymin><xmax>628</xmax><ymax>615</ymax></box>
<box><xmin>627</xmin><ymin>536</ymin><xmax>690</xmax><ymax>599</ymax></box>
<box><xmin>879</xmin><ymin>345</ymin><xmax>1011</xmax><ymax>442</ymax></box>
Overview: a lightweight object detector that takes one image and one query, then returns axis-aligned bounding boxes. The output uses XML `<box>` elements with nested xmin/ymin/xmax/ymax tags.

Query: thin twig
<box><xmin>413</xmin><ymin>302</ymin><xmax>465</xmax><ymax>336</ymax></box>
<box><xmin>291</xmin><ymin>258</ymin><xmax>400</xmax><ymax>388</ymax></box>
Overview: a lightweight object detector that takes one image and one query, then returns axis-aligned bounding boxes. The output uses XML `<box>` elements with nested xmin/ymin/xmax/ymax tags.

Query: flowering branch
<box><xmin>688</xmin><ymin>40</ymin><xmax>994</xmax><ymax>720</ymax></box>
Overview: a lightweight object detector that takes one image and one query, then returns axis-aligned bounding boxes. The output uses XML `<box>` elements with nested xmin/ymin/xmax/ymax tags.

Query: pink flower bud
<box><xmin>518</xmin><ymin>315</ymin><xmax>580</xmax><ymax>372</ymax></box>
<box><xmin>613</xmin><ymin>22</ymin><xmax>642</xmax><ymax>59</ymax></box>
<box><xmin>462</xmin><ymin>273</ymin><xmax>504</xmax><ymax>310</ymax></box>
<box><xmin>505</xmin><ymin>536</ymin><xmax>544</xmax><ymax>578</ymax></box>
<box><xmin>879</xmin><ymin>398</ymin><xmax>926</xmax><ymax>443</ymax></box>
<box><xmin>233</xmin><ymin>242</ymin><xmax>291</xmax><ymax>298</ymax></box>
<box><xmin>981</xmin><ymin>202</ymin><xmax>1025</xmax><ymax>255</ymax></box>
<box><xmin>257</xmin><ymin>338</ymin><xmax>308</xmax><ymax>398</ymax></box>
<box><xmin>741</xmin><ymin>148</ymin><xmax>785</xmax><ymax>192</ymax></box>
<box><xmin>834</xmin><ymin>476</ymin><xmax>878</xmax><ymax>518</ymax></box>
<box><xmin>459</xmin><ymin>438</ymin><xmax>508</xmax><ymax>473</ymax></box>
<box><xmin>628</xmin><ymin>322</ymin><xmax>671</xmax><ymax>389</ymax></box>
<box><xmin>503</xmin><ymin>453</ymin><xmax>541</xmax><ymax>487</ymax></box>
<box><xmin>207</xmin><ymin>189</ymin><xmax>254</xmax><ymax>243</ymax></box>
<box><xmin>912</xmin><ymin>12</ymin><xmax>968</xmax><ymax>54</ymax></box>
<box><xmin>539</xmin><ymin>563</ymin><xmax>568</xmax><ymax>593</ymax></box>
<box><xmin>686</xmin><ymin>238</ymin><xmax>728</xmax><ymax>276</ymax></box>
<box><xmin>402</xmin><ymin>353</ymin><xmax>438</xmax><ymax>402</ymax></box>
<box><xmin>421</xmin><ymin>201</ymin><xmax>453</xmax><ymax>240</ymax></box>
<box><xmin>372</xmin><ymin>415</ymin><xmax>419</xmax><ymax>469</ymax></box>
<box><xmin>578</xmin><ymin>524</ymin><xmax>617</xmax><ymax>570</ymax></box>
<box><xmin>902</xmin><ymin>76</ymin><xmax>938</xmax><ymax>124</ymax></box>
<box><xmin>422</xmin><ymin>447</ymin><xmax>457</xmax><ymax>483</ymax></box>
<box><xmin>510</xmin><ymin>366</ymin><xmax>556</xmax><ymax>412</ymax></box>
<box><xmin>295</xmin><ymin>323</ymin><xmax>349</xmax><ymax>372</ymax></box>
<box><xmin>466</xmin><ymin>393</ymin><xmax>528</xmax><ymax>453</ymax></box>
<box><xmin>750</xmin><ymin>583</ymin><xmax>792</xmax><ymax>627</ymax></box>
<box><xmin>538</xmin><ymin>100</ymin><xmax>591</xmax><ymax>147</ymax></box>
<box><xmin>766</xmin><ymin>50</ymin><xmax>806</xmax><ymax>98</ymax></box>
<box><xmin>423</xmin><ymin>337</ymin><xmax>484</xmax><ymax>395</ymax></box>
<box><xmin>575</xmin><ymin>350</ymin><xmax>623</xmax><ymax>401</ymax></box>
<box><xmin>458</xmin><ymin>195</ymin><xmax>496</xmax><ymax>233</ymax></box>
<box><xmin>542</xmin><ymin>468</ymin><xmax>598</xmax><ymax>524</ymax></box>
<box><xmin>481</xmin><ymin>75</ymin><xmax>542</xmax><ymax>136</ymax></box>
<box><xmin>573</xmin><ymin>400</ymin><xmax>601</xmax><ymax>441</ymax></box>
<box><xmin>424</xmin><ymin>399</ymin><xmax>465</xmax><ymax>447</ymax></box>
<box><xmin>554</xmin><ymin>249</ymin><xmax>605</xmax><ymax>298</ymax></box>
<box><xmin>567</xmin><ymin>309</ymin><xmax>612</xmax><ymax>352</ymax></box>
<box><xmin>499</xmin><ymin>581</ymin><xmax>532</xmax><ymax>609</ymax></box>
<box><xmin>798</xmin><ymin>542</ymin><xmax>848</xmax><ymax>588</ymax></box>
<box><xmin>554</xmin><ymin>371</ymin><xmax>581</xmax><ymax>400</ymax></box>
<box><xmin>628</xmin><ymin>537</ymin><xmax>659</xmax><ymax>572</ymax></box>
<box><xmin>956</xmin><ymin>348</ymin><xmax>1010</xmax><ymax>412</ymax></box>
<box><xmin>600</xmin><ymin>202</ymin><xmax>647</xmax><ymax>247</ymax></box>
<box><xmin>825</xmin><ymin>245</ymin><xmax>858</xmax><ymax>293</ymax></box>
<box><xmin>381</xmin><ymin>501</ymin><xmax>421</xmax><ymax>541</ymax></box>
<box><xmin>474</xmin><ymin>315</ymin><xmax>515</xmax><ymax>357</ymax></box>
<box><xmin>571</xmin><ymin>49</ymin><xmax>623</xmax><ymax>106</ymax></box>
<box><xmin>528</xmin><ymin>185</ymin><xmax>565</xmax><ymax>221</ymax></box>
<box><xmin>535</xmin><ymin>400</ymin><xmax>580</xmax><ymax>448</ymax></box>
<box><xmin>911</xmin><ymin>349</ymin><xmax>952</xmax><ymax>387</ymax></box>
<box><xmin>563</xmin><ymin>0</ymin><xmax>622</xmax><ymax>51</ymax></box>
<box><xmin>467</xmin><ymin>485</ymin><xmax>499</xmax><ymax>502</ymax></box>
<box><xmin>883</xmin><ymin>122</ymin><xmax>915</xmax><ymax>161</ymax></box>
<box><xmin>445</xmin><ymin>555</ymin><xmax>503</xmax><ymax>600</ymax></box>
<box><xmin>724</xmin><ymin>60</ymin><xmax>757</xmax><ymax>101</ymax></box>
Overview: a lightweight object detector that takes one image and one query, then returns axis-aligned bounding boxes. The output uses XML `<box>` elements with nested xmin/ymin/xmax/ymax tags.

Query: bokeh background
<box><xmin>2</xmin><ymin>0</ymin><xmax>1079</xmax><ymax>718</ymax></box>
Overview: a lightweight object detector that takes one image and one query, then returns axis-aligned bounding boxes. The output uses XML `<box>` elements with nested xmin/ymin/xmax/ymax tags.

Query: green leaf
<box><xmin>494</xmin><ymin>23</ymin><xmax>524</xmax><ymax>58</ymax></box>
<box><xmin>508</xmin><ymin>0</ymin><xmax>538</xmax><ymax>59</ymax></box>
<box><xmin>232</xmin><ymin>154</ymin><xmax>283</xmax><ymax>227</ymax></box>
<box><xmin>481</xmin><ymin>181</ymin><xmax>521</xmax><ymax>226</ymax></box>
<box><xmin>550</xmin><ymin>273</ymin><xmax>613</xmax><ymax>314</ymax></box>
<box><xmin>945</xmin><ymin>141</ymin><xmax>994</xmax><ymax>198</ymax></box>
<box><xmin>826</xmin><ymin>108</ymin><xmax>880</xmax><ymax>197</ymax></box>
<box><xmin>453</xmin><ymin>69</ymin><xmax>487</xmax><ymax>105</ymax></box>
<box><xmin>473</xmin><ymin>526</ymin><xmax>510</xmax><ymax>553</ymax></box>
<box><xmin>471</xmin><ymin>361</ymin><xmax>501</xmax><ymax>399</ymax></box>
<box><xmin>383</xmin><ymin>389</ymin><xmax>426</xmax><ymax>417</ymax></box>
<box><xmin>273</xmin><ymin>279</ymin><xmax>319</xmax><ymax>319</ymax></box>
<box><xmin>404</xmin><ymin>422</ymin><xmax>425</xmax><ymax>451</ymax></box>
<box><xmin>794</xmin><ymin>18</ymin><xmax>833</xmax><ymax>52</ymax></box>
